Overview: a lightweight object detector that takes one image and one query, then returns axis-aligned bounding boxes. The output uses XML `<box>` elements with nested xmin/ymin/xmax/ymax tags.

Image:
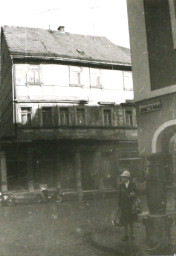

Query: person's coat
<box><xmin>118</xmin><ymin>181</ymin><xmax>137</xmax><ymax>224</ymax></box>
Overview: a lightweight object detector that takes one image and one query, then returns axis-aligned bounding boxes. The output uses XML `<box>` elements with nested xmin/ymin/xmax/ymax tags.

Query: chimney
<box><xmin>58</xmin><ymin>26</ymin><xmax>65</xmax><ymax>32</ymax></box>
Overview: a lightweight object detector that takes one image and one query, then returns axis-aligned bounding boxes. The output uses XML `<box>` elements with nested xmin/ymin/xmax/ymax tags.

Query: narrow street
<box><xmin>0</xmin><ymin>193</ymin><xmax>174</xmax><ymax>256</ymax></box>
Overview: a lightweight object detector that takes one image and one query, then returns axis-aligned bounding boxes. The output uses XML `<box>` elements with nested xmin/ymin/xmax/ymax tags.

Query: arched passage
<box><xmin>151</xmin><ymin>120</ymin><xmax>176</xmax><ymax>183</ymax></box>
<box><xmin>152</xmin><ymin>119</ymin><xmax>176</xmax><ymax>153</ymax></box>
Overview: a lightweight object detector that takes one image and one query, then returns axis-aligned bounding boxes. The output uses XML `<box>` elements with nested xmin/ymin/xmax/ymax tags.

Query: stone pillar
<box><xmin>0</xmin><ymin>151</ymin><xmax>8</xmax><ymax>192</ymax></box>
<box><xmin>27</xmin><ymin>147</ymin><xmax>34</xmax><ymax>192</ymax></box>
<box><xmin>143</xmin><ymin>153</ymin><xmax>172</xmax><ymax>254</ymax></box>
<box><xmin>75</xmin><ymin>152</ymin><xmax>83</xmax><ymax>201</ymax></box>
<box><xmin>172</xmin><ymin>151</ymin><xmax>176</xmax><ymax>184</ymax></box>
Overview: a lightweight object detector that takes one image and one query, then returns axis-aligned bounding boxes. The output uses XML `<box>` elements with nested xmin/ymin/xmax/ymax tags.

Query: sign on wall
<box><xmin>140</xmin><ymin>102</ymin><xmax>161</xmax><ymax>113</ymax></box>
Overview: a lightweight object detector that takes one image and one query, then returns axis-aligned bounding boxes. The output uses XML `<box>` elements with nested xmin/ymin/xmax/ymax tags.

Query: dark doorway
<box><xmin>7</xmin><ymin>161</ymin><xmax>28</xmax><ymax>190</ymax></box>
<box><xmin>81</xmin><ymin>152</ymin><xmax>97</xmax><ymax>190</ymax></box>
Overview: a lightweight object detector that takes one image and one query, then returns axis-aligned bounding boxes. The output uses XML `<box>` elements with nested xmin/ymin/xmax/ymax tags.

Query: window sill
<box><xmin>124</xmin><ymin>88</ymin><xmax>133</xmax><ymax>91</ymax></box>
<box><xmin>25</xmin><ymin>83</ymin><xmax>43</xmax><ymax>86</ymax></box>
<box><xmin>69</xmin><ymin>84</ymin><xmax>84</xmax><ymax>88</ymax></box>
<box><xmin>91</xmin><ymin>85</ymin><xmax>103</xmax><ymax>89</ymax></box>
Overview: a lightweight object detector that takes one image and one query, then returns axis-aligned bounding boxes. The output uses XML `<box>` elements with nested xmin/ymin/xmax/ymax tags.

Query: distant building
<box><xmin>127</xmin><ymin>0</ymin><xmax>176</xmax><ymax>182</ymax></box>
<box><xmin>0</xmin><ymin>25</ymin><xmax>140</xmax><ymax>194</ymax></box>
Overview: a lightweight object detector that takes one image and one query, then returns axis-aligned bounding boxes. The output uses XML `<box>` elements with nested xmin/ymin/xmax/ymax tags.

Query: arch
<box><xmin>152</xmin><ymin>119</ymin><xmax>176</xmax><ymax>153</ymax></box>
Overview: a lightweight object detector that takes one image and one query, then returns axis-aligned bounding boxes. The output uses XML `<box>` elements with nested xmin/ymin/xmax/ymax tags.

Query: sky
<box><xmin>0</xmin><ymin>0</ymin><xmax>130</xmax><ymax>48</ymax></box>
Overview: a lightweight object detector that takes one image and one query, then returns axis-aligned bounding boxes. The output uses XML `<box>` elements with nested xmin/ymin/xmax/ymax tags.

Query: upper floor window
<box><xmin>125</xmin><ymin>110</ymin><xmax>133</xmax><ymax>127</ymax></box>
<box><xmin>76</xmin><ymin>108</ymin><xmax>85</xmax><ymax>125</ymax></box>
<box><xmin>21</xmin><ymin>107</ymin><xmax>32</xmax><ymax>126</ymax></box>
<box><xmin>123</xmin><ymin>72</ymin><xmax>133</xmax><ymax>91</ymax></box>
<box><xmin>90</xmin><ymin>68</ymin><xmax>102</xmax><ymax>88</ymax></box>
<box><xmin>41</xmin><ymin>107</ymin><xmax>53</xmax><ymax>127</ymax></box>
<box><xmin>59</xmin><ymin>108</ymin><xmax>69</xmax><ymax>126</ymax></box>
<box><xmin>26</xmin><ymin>65</ymin><xmax>41</xmax><ymax>84</ymax></box>
<box><xmin>69</xmin><ymin>66</ymin><xmax>82</xmax><ymax>86</ymax></box>
<box><xmin>103</xmin><ymin>109</ymin><xmax>112</xmax><ymax>126</ymax></box>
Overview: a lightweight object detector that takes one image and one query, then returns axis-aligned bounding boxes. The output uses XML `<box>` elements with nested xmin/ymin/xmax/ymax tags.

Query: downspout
<box><xmin>11</xmin><ymin>56</ymin><xmax>17</xmax><ymax>139</ymax></box>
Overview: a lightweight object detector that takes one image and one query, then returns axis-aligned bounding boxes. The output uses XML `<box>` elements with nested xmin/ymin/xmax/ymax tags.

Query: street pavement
<box><xmin>0</xmin><ymin>197</ymin><xmax>116</xmax><ymax>256</ymax></box>
<box><xmin>0</xmin><ymin>192</ymin><xmax>175</xmax><ymax>256</ymax></box>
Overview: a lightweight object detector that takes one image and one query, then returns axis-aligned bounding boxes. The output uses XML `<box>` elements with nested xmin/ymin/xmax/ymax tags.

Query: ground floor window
<box><xmin>41</xmin><ymin>107</ymin><xmax>53</xmax><ymax>127</ymax></box>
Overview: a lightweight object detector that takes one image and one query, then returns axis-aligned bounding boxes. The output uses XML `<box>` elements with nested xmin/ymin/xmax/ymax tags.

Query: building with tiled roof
<box><xmin>3</xmin><ymin>26</ymin><xmax>131</xmax><ymax>66</ymax></box>
<box><xmin>0</xmin><ymin>25</ymin><xmax>140</xmax><ymax>197</ymax></box>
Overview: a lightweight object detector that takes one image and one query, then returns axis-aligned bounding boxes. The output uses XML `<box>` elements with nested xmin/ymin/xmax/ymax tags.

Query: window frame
<box><xmin>41</xmin><ymin>107</ymin><xmax>53</xmax><ymax>127</ymax></box>
<box><xmin>69</xmin><ymin>66</ymin><xmax>83</xmax><ymax>87</ymax></box>
<box><xmin>58</xmin><ymin>107</ymin><xmax>70</xmax><ymax>126</ymax></box>
<box><xmin>124</xmin><ymin>109</ymin><xmax>134</xmax><ymax>127</ymax></box>
<box><xmin>123</xmin><ymin>71</ymin><xmax>133</xmax><ymax>91</ymax></box>
<box><xmin>103</xmin><ymin>108</ymin><xmax>113</xmax><ymax>126</ymax></box>
<box><xmin>20</xmin><ymin>107</ymin><xmax>32</xmax><ymax>126</ymax></box>
<box><xmin>90</xmin><ymin>68</ymin><xmax>102</xmax><ymax>89</ymax></box>
<box><xmin>26</xmin><ymin>65</ymin><xmax>42</xmax><ymax>85</ymax></box>
<box><xmin>75</xmin><ymin>107</ymin><xmax>86</xmax><ymax>126</ymax></box>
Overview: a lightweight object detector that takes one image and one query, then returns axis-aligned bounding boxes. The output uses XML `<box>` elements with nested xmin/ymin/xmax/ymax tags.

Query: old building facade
<box><xmin>0</xmin><ymin>26</ymin><xmax>139</xmax><ymax>195</ymax></box>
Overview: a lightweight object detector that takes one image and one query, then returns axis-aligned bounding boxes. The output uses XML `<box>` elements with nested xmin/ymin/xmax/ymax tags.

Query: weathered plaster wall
<box><xmin>14</xmin><ymin>64</ymin><xmax>133</xmax><ymax>104</ymax></box>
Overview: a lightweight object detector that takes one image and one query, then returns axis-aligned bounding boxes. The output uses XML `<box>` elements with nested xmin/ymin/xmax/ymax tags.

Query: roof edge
<box><xmin>11</xmin><ymin>54</ymin><xmax>131</xmax><ymax>69</ymax></box>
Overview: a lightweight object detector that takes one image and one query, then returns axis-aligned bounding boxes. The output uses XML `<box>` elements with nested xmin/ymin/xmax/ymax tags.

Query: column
<box><xmin>55</xmin><ymin>152</ymin><xmax>62</xmax><ymax>191</ymax></box>
<box><xmin>113</xmin><ymin>150</ymin><xmax>120</xmax><ymax>188</ymax></box>
<box><xmin>27</xmin><ymin>147</ymin><xmax>34</xmax><ymax>192</ymax></box>
<box><xmin>172</xmin><ymin>151</ymin><xmax>176</xmax><ymax>184</ymax></box>
<box><xmin>92</xmin><ymin>151</ymin><xmax>99</xmax><ymax>190</ymax></box>
<box><xmin>94</xmin><ymin>151</ymin><xmax>103</xmax><ymax>190</ymax></box>
<box><xmin>0</xmin><ymin>151</ymin><xmax>8</xmax><ymax>192</ymax></box>
<box><xmin>143</xmin><ymin>153</ymin><xmax>171</xmax><ymax>252</ymax></box>
<box><xmin>75</xmin><ymin>152</ymin><xmax>83</xmax><ymax>201</ymax></box>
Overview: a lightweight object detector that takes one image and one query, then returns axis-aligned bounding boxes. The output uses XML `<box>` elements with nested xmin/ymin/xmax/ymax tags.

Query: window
<box><xmin>76</xmin><ymin>108</ymin><xmax>85</xmax><ymax>125</ymax></box>
<box><xmin>41</xmin><ymin>107</ymin><xmax>53</xmax><ymax>127</ymax></box>
<box><xmin>26</xmin><ymin>65</ymin><xmax>41</xmax><ymax>84</ymax></box>
<box><xmin>125</xmin><ymin>110</ymin><xmax>133</xmax><ymax>127</ymax></box>
<box><xmin>59</xmin><ymin>108</ymin><xmax>69</xmax><ymax>126</ymax></box>
<box><xmin>90</xmin><ymin>68</ymin><xmax>102</xmax><ymax>88</ymax></box>
<box><xmin>123</xmin><ymin>72</ymin><xmax>133</xmax><ymax>91</ymax></box>
<box><xmin>103</xmin><ymin>109</ymin><xmax>112</xmax><ymax>126</ymax></box>
<box><xmin>21</xmin><ymin>107</ymin><xmax>32</xmax><ymax>126</ymax></box>
<box><xmin>69</xmin><ymin>66</ymin><xmax>82</xmax><ymax>86</ymax></box>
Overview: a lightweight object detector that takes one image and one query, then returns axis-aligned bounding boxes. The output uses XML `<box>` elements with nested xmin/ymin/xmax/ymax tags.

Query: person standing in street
<box><xmin>118</xmin><ymin>169</ymin><xmax>137</xmax><ymax>241</ymax></box>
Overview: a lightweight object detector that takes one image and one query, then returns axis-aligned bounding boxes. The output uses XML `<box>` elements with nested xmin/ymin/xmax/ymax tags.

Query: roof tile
<box><xmin>2</xmin><ymin>26</ymin><xmax>131</xmax><ymax>65</ymax></box>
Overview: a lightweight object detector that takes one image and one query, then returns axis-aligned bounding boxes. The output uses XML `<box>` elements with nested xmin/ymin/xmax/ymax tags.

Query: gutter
<box><xmin>11</xmin><ymin>54</ymin><xmax>132</xmax><ymax>70</ymax></box>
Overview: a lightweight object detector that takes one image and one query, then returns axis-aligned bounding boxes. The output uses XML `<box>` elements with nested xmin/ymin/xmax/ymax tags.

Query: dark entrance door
<box><xmin>81</xmin><ymin>152</ymin><xmax>96</xmax><ymax>190</ymax></box>
<box><xmin>7</xmin><ymin>161</ymin><xmax>28</xmax><ymax>190</ymax></box>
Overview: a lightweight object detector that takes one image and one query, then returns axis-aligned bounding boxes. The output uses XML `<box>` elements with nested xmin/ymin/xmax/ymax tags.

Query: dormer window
<box><xmin>26</xmin><ymin>65</ymin><xmax>41</xmax><ymax>85</ymax></box>
<box><xmin>76</xmin><ymin>49</ymin><xmax>85</xmax><ymax>55</ymax></box>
